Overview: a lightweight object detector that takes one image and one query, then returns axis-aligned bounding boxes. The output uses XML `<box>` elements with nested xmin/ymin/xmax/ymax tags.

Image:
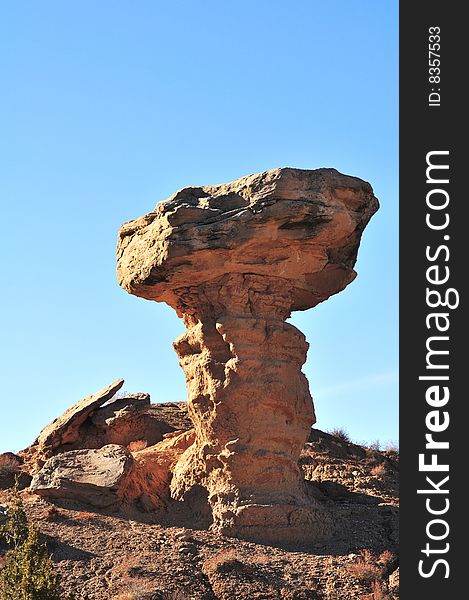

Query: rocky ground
<box><xmin>1</xmin><ymin>408</ymin><xmax>399</xmax><ymax>600</ymax></box>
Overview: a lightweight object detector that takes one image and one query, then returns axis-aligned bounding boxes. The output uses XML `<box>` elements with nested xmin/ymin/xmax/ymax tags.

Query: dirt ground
<box><xmin>1</xmin><ymin>430</ymin><xmax>399</xmax><ymax>600</ymax></box>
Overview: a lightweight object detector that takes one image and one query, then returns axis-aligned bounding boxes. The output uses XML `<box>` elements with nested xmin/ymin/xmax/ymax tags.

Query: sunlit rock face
<box><xmin>117</xmin><ymin>167</ymin><xmax>378</xmax><ymax>544</ymax></box>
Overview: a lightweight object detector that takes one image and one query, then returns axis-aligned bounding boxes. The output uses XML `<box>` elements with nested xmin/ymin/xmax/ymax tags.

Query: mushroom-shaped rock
<box><xmin>117</xmin><ymin>167</ymin><xmax>378</xmax><ymax>543</ymax></box>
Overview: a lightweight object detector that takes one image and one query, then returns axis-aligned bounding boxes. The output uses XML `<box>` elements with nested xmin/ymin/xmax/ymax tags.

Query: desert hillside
<box><xmin>1</xmin><ymin>394</ymin><xmax>398</xmax><ymax>600</ymax></box>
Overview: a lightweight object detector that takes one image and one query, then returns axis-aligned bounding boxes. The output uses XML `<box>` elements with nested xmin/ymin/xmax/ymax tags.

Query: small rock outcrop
<box><xmin>22</xmin><ymin>380</ymin><xmax>192</xmax><ymax>468</ymax></box>
<box><xmin>117</xmin><ymin>167</ymin><xmax>378</xmax><ymax>543</ymax></box>
<box><xmin>35</xmin><ymin>379</ymin><xmax>125</xmax><ymax>455</ymax></box>
<box><xmin>30</xmin><ymin>444</ymin><xmax>133</xmax><ymax>508</ymax></box>
<box><xmin>120</xmin><ymin>429</ymin><xmax>196</xmax><ymax>512</ymax></box>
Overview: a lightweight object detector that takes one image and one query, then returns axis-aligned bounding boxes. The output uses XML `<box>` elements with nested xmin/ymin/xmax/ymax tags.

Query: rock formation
<box><xmin>35</xmin><ymin>379</ymin><xmax>126</xmax><ymax>456</ymax></box>
<box><xmin>117</xmin><ymin>167</ymin><xmax>378</xmax><ymax>543</ymax></box>
<box><xmin>120</xmin><ymin>429</ymin><xmax>196</xmax><ymax>512</ymax></box>
<box><xmin>22</xmin><ymin>379</ymin><xmax>192</xmax><ymax>468</ymax></box>
<box><xmin>30</xmin><ymin>444</ymin><xmax>133</xmax><ymax>508</ymax></box>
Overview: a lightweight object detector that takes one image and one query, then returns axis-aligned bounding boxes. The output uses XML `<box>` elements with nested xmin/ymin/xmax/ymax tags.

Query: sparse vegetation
<box><xmin>0</xmin><ymin>487</ymin><xmax>66</xmax><ymax>600</ymax></box>
<box><xmin>70</xmin><ymin>511</ymin><xmax>93</xmax><ymax>521</ymax></box>
<box><xmin>360</xmin><ymin>580</ymin><xmax>391</xmax><ymax>600</ymax></box>
<box><xmin>378</xmin><ymin>550</ymin><xmax>395</xmax><ymax>569</ymax></box>
<box><xmin>362</xmin><ymin>440</ymin><xmax>399</xmax><ymax>461</ymax></box>
<box><xmin>328</xmin><ymin>427</ymin><xmax>352</xmax><ymax>443</ymax></box>
<box><xmin>203</xmin><ymin>548</ymin><xmax>243</xmax><ymax>574</ymax></box>
<box><xmin>370</xmin><ymin>463</ymin><xmax>387</xmax><ymax>478</ymax></box>
<box><xmin>110</xmin><ymin>555</ymin><xmax>190</xmax><ymax>599</ymax></box>
<box><xmin>347</xmin><ymin>549</ymin><xmax>383</xmax><ymax>584</ymax></box>
<box><xmin>0</xmin><ymin>406</ymin><xmax>398</xmax><ymax>600</ymax></box>
<box><xmin>383</xmin><ymin>442</ymin><xmax>399</xmax><ymax>460</ymax></box>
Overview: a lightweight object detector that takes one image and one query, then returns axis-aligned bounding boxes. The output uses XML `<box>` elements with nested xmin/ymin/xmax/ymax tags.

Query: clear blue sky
<box><xmin>0</xmin><ymin>1</ymin><xmax>398</xmax><ymax>453</ymax></box>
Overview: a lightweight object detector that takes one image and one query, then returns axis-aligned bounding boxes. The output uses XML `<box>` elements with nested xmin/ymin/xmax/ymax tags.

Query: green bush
<box><xmin>0</xmin><ymin>490</ymin><xmax>28</xmax><ymax>550</ymax></box>
<box><xmin>0</xmin><ymin>488</ymin><xmax>65</xmax><ymax>600</ymax></box>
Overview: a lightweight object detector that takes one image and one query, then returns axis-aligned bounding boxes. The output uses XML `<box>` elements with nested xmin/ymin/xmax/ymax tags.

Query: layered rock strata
<box><xmin>117</xmin><ymin>167</ymin><xmax>378</xmax><ymax>542</ymax></box>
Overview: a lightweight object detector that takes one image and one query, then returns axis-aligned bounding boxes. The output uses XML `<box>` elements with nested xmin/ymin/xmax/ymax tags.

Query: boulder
<box><xmin>30</xmin><ymin>444</ymin><xmax>133</xmax><ymax>508</ymax></box>
<box><xmin>35</xmin><ymin>379</ymin><xmax>125</xmax><ymax>454</ymax></box>
<box><xmin>117</xmin><ymin>167</ymin><xmax>378</xmax><ymax>543</ymax></box>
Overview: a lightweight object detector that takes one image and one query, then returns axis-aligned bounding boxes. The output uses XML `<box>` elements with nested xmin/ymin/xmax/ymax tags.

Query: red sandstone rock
<box><xmin>120</xmin><ymin>429</ymin><xmax>195</xmax><ymax>511</ymax></box>
<box><xmin>116</xmin><ymin>167</ymin><xmax>378</xmax><ymax>543</ymax></box>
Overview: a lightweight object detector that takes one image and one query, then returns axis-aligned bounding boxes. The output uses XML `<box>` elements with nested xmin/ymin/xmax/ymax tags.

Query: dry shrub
<box><xmin>113</xmin><ymin>591</ymin><xmax>144</xmax><ymax>600</ymax></box>
<box><xmin>347</xmin><ymin>549</ymin><xmax>383</xmax><ymax>584</ymax></box>
<box><xmin>360</xmin><ymin>580</ymin><xmax>391</xmax><ymax>600</ymax></box>
<box><xmin>384</xmin><ymin>442</ymin><xmax>399</xmax><ymax>457</ymax></box>
<box><xmin>378</xmin><ymin>550</ymin><xmax>395</xmax><ymax>568</ymax></box>
<box><xmin>113</xmin><ymin>590</ymin><xmax>144</xmax><ymax>600</ymax></box>
<box><xmin>368</xmin><ymin>440</ymin><xmax>382</xmax><ymax>452</ymax></box>
<box><xmin>127</xmin><ymin>440</ymin><xmax>148</xmax><ymax>452</ymax></box>
<box><xmin>328</xmin><ymin>427</ymin><xmax>351</xmax><ymax>443</ymax></box>
<box><xmin>111</xmin><ymin>576</ymin><xmax>152</xmax><ymax>599</ymax></box>
<box><xmin>370</xmin><ymin>463</ymin><xmax>386</xmax><ymax>478</ymax></box>
<box><xmin>36</xmin><ymin>504</ymin><xmax>60</xmax><ymax>521</ymax></box>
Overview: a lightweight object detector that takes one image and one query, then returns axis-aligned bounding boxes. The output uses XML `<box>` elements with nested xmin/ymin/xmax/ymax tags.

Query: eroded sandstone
<box><xmin>35</xmin><ymin>379</ymin><xmax>125</xmax><ymax>455</ymax></box>
<box><xmin>117</xmin><ymin>167</ymin><xmax>378</xmax><ymax>543</ymax></box>
<box><xmin>120</xmin><ymin>429</ymin><xmax>196</xmax><ymax>512</ymax></box>
<box><xmin>22</xmin><ymin>380</ymin><xmax>191</xmax><ymax>470</ymax></box>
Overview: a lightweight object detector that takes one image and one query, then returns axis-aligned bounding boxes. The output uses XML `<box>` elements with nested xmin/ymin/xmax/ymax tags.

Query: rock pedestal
<box><xmin>170</xmin><ymin>293</ymin><xmax>316</xmax><ymax>542</ymax></box>
<box><xmin>117</xmin><ymin>167</ymin><xmax>378</xmax><ymax>543</ymax></box>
